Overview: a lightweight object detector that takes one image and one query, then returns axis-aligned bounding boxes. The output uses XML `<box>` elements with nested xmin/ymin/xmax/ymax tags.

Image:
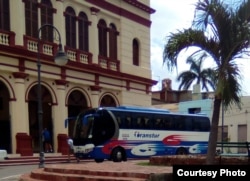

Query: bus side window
<box><xmin>164</xmin><ymin>120</ymin><xmax>172</xmax><ymax>130</ymax></box>
<box><xmin>125</xmin><ymin>117</ymin><xmax>132</xmax><ymax>129</ymax></box>
<box><xmin>155</xmin><ymin>119</ymin><xmax>164</xmax><ymax>129</ymax></box>
<box><xmin>116</xmin><ymin>117</ymin><xmax>122</xmax><ymax>127</ymax></box>
<box><xmin>138</xmin><ymin>118</ymin><xmax>145</xmax><ymax>129</ymax></box>
<box><xmin>185</xmin><ymin>117</ymin><xmax>193</xmax><ymax>131</ymax></box>
<box><xmin>193</xmin><ymin>123</ymin><xmax>200</xmax><ymax>131</ymax></box>
<box><xmin>174</xmin><ymin>116</ymin><xmax>184</xmax><ymax>130</ymax></box>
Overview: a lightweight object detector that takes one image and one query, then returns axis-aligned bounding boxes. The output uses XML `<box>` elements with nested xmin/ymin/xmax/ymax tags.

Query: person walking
<box><xmin>42</xmin><ymin>128</ymin><xmax>53</xmax><ymax>153</ymax></box>
<box><xmin>67</xmin><ymin>138</ymin><xmax>74</xmax><ymax>162</ymax></box>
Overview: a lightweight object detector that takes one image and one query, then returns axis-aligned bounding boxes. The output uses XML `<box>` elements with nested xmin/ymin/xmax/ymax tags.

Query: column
<box><xmin>9</xmin><ymin>0</ymin><xmax>25</xmax><ymax>46</ymax></box>
<box><xmin>54</xmin><ymin>0</ymin><xmax>66</xmax><ymax>46</ymax></box>
<box><xmin>89</xmin><ymin>7</ymin><xmax>100</xmax><ymax>64</ymax></box>
<box><xmin>11</xmin><ymin>73</ymin><xmax>29</xmax><ymax>153</ymax></box>
<box><xmin>90</xmin><ymin>85</ymin><xmax>101</xmax><ymax>108</ymax></box>
<box><xmin>53</xmin><ymin>82</ymin><xmax>68</xmax><ymax>152</ymax></box>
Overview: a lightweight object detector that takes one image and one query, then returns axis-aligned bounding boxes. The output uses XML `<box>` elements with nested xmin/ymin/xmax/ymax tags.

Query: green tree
<box><xmin>177</xmin><ymin>52</ymin><xmax>216</xmax><ymax>91</ymax></box>
<box><xmin>162</xmin><ymin>0</ymin><xmax>250</xmax><ymax>164</ymax></box>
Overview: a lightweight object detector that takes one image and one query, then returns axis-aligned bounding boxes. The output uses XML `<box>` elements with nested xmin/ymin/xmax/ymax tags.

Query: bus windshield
<box><xmin>72</xmin><ymin>108</ymin><xmax>118</xmax><ymax>146</ymax></box>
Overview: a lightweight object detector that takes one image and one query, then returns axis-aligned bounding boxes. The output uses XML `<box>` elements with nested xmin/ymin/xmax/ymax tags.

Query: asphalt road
<box><xmin>0</xmin><ymin>164</ymin><xmax>38</xmax><ymax>181</ymax></box>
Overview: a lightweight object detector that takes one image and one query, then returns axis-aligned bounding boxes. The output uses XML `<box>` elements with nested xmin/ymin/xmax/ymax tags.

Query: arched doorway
<box><xmin>28</xmin><ymin>85</ymin><xmax>53</xmax><ymax>152</ymax></box>
<box><xmin>67</xmin><ymin>90</ymin><xmax>88</xmax><ymax>138</ymax></box>
<box><xmin>0</xmin><ymin>81</ymin><xmax>11</xmax><ymax>153</ymax></box>
<box><xmin>100</xmin><ymin>94</ymin><xmax>117</xmax><ymax>107</ymax></box>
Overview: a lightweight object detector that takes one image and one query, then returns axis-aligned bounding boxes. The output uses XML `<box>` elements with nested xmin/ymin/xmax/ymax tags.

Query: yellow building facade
<box><xmin>0</xmin><ymin>0</ymin><xmax>156</xmax><ymax>154</ymax></box>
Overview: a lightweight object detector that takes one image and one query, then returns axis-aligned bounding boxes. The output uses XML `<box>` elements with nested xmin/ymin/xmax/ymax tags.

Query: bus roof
<box><xmin>99</xmin><ymin>106</ymin><xmax>209</xmax><ymax>118</ymax></box>
<box><xmin>100</xmin><ymin>106</ymin><xmax>170</xmax><ymax>113</ymax></box>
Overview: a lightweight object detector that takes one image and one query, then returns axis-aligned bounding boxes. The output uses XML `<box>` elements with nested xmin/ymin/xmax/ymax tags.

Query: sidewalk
<box><xmin>19</xmin><ymin>159</ymin><xmax>173</xmax><ymax>181</ymax></box>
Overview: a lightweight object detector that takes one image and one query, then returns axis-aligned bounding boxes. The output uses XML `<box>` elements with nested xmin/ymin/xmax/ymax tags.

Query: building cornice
<box><xmin>85</xmin><ymin>0</ymin><xmax>154</xmax><ymax>27</ymax></box>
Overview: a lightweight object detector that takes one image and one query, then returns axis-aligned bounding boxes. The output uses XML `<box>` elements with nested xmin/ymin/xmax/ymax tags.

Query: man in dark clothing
<box><xmin>42</xmin><ymin>128</ymin><xmax>53</xmax><ymax>153</ymax></box>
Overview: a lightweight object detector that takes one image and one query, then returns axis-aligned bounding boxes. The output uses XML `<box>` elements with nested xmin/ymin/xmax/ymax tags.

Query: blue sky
<box><xmin>150</xmin><ymin>0</ymin><xmax>250</xmax><ymax>96</ymax></box>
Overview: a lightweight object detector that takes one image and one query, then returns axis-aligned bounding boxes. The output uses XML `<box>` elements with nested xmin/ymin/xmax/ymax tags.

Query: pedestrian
<box><xmin>42</xmin><ymin>128</ymin><xmax>53</xmax><ymax>153</ymax></box>
<box><xmin>67</xmin><ymin>138</ymin><xmax>74</xmax><ymax>162</ymax></box>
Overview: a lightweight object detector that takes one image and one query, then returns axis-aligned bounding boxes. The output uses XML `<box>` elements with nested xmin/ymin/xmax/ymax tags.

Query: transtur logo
<box><xmin>134</xmin><ymin>131</ymin><xmax>160</xmax><ymax>138</ymax></box>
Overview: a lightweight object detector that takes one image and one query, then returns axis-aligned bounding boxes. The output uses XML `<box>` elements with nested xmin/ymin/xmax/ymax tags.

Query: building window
<box><xmin>0</xmin><ymin>0</ymin><xmax>10</xmax><ymax>31</ymax></box>
<box><xmin>109</xmin><ymin>23</ymin><xmax>118</xmax><ymax>60</ymax></box>
<box><xmin>40</xmin><ymin>0</ymin><xmax>53</xmax><ymax>42</ymax></box>
<box><xmin>98</xmin><ymin>19</ymin><xmax>107</xmax><ymax>57</ymax></box>
<box><xmin>133</xmin><ymin>39</ymin><xmax>139</xmax><ymax>66</ymax></box>
<box><xmin>65</xmin><ymin>6</ymin><xmax>76</xmax><ymax>48</ymax></box>
<box><xmin>188</xmin><ymin>108</ymin><xmax>201</xmax><ymax>114</ymax></box>
<box><xmin>24</xmin><ymin>0</ymin><xmax>38</xmax><ymax>37</ymax></box>
<box><xmin>78</xmin><ymin>12</ymin><xmax>89</xmax><ymax>51</ymax></box>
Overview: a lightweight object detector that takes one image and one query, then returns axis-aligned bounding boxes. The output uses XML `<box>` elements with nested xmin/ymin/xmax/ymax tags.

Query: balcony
<box><xmin>23</xmin><ymin>35</ymin><xmax>120</xmax><ymax>71</ymax></box>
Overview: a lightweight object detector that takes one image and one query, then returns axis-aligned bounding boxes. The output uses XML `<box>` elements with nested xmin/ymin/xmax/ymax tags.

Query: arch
<box><xmin>27</xmin><ymin>83</ymin><xmax>53</xmax><ymax>152</ymax></box>
<box><xmin>24</xmin><ymin>0</ymin><xmax>38</xmax><ymax>37</ymax></box>
<box><xmin>132</xmin><ymin>38</ymin><xmax>140</xmax><ymax>66</ymax></box>
<box><xmin>65</xmin><ymin>87</ymin><xmax>91</xmax><ymax>108</ymax></box>
<box><xmin>0</xmin><ymin>80</ymin><xmax>11</xmax><ymax>153</ymax></box>
<box><xmin>65</xmin><ymin>6</ymin><xmax>76</xmax><ymax>48</ymax></box>
<box><xmin>78</xmin><ymin>11</ymin><xmax>89</xmax><ymax>51</ymax></box>
<box><xmin>40</xmin><ymin>0</ymin><xmax>54</xmax><ymax>42</ymax></box>
<box><xmin>98</xmin><ymin>19</ymin><xmax>107</xmax><ymax>57</ymax></box>
<box><xmin>99</xmin><ymin>92</ymin><xmax>119</xmax><ymax>107</ymax></box>
<box><xmin>25</xmin><ymin>81</ymin><xmax>57</xmax><ymax>104</ymax></box>
<box><xmin>0</xmin><ymin>76</ymin><xmax>15</xmax><ymax>100</ymax></box>
<box><xmin>65</xmin><ymin>87</ymin><xmax>91</xmax><ymax>138</ymax></box>
<box><xmin>109</xmin><ymin>23</ymin><xmax>118</xmax><ymax>60</ymax></box>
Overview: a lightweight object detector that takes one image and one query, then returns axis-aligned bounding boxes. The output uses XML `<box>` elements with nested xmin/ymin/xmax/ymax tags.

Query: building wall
<box><xmin>178</xmin><ymin>99</ymin><xmax>213</xmax><ymax>118</ymax></box>
<box><xmin>218</xmin><ymin>96</ymin><xmax>250</xmax><ymax>143</ymax></box>
<box><xmin>0</xmin><ymin>0</ymin><xmax>156</xmax><ymax>154</ymax></box>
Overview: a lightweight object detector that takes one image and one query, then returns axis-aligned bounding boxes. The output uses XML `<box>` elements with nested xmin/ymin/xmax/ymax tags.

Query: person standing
<box><xmin>42</xmin><ymin>128</ymin><xmax>53</xmax><ymax>153</ymax></box>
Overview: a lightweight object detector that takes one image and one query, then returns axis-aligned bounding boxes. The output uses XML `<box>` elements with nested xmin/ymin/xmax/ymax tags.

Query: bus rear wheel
<box><xmin>111</xmin><ymin>147</ymin><xmax>125</xmax><ymax>162</ymax></box>
<box><xmin>176</xmin><ymin>147</ymin><xmax>187</xmax><ymax>155</ymax></box>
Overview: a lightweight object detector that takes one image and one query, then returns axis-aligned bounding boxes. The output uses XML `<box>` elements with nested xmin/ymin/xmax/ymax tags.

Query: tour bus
<box><xmin>65</xmin><ymin>106</ymin><xmax>210</xmax><ymax>162</ymax></box>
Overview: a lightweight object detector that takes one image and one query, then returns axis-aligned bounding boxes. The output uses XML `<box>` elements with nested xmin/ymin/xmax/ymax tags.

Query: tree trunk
<box><xmin>206</xmin><ymin>98</ymin><xmax>221</xmax><ymax>165</ymax></box>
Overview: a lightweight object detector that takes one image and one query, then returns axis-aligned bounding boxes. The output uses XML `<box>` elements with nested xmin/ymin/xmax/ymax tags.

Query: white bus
<box><xmin>65</xmin><ymin>106</ymin><xmax>210</xmax><ymax>162</ymax></box>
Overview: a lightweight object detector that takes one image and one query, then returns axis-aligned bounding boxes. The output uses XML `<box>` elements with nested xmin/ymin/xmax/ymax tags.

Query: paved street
<box><xmin>0</xmin><ymin>164</ymin><xmax>38</xmax><ymax>181</ymax></box>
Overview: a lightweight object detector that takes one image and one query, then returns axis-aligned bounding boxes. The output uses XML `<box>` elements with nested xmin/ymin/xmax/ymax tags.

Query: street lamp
<box><xmin>37</xmin><ymin>24</ymin><xmax>68</xmax><ymax>168</ymax></box>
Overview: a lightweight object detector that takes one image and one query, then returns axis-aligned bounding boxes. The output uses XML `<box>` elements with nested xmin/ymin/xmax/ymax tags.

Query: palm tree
<box><xmin>177</xmin><ymin>52</ymin><xmax>216</xmax><ymax>91</ymax></box>
<box><xmin>162</xmin><ymin>0</ymin><xmax>250</xmax><ymax>164</ymax></box>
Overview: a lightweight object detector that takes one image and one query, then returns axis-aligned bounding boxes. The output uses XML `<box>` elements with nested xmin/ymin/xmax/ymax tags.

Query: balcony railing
<box><xmin>64</xmin><ymin>47</ymin><xmax>92</xmax><ymax>65</ymax></box>
<box><xmin>24</xmin><ymin>35</ymin><xmax>57</xmax><ymax>56</ymax></box>
<box><xmin>11</xmin><ymin>35</ymin><xmax>120</xmax><ymax>72</ymax></box>
<box><xmin>0</xmin><ymin>30</ymin><xmax>15</xmax><ymax>46</ymax></box>
<box><xmin>99</xmin><ymin>55</ymin><xmax>120</xmax><ymax>72</ymax></box>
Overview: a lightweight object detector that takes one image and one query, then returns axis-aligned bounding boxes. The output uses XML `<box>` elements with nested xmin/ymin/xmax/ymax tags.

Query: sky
<box><xmin>150</xmin><ymin>0</ymin><xmax>250</xmax><ymax>96</ymax></box>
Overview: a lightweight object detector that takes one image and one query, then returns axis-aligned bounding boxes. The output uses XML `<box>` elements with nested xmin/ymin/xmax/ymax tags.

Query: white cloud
<box><xmin>150</xmin><ymin>0</ymin><xmax>250</xmax><ymax>95</ymax></box>
<box><xmin>150</xmin><ymin>0</ymin><xmax>198</xmax><ymax>91</ymax></box>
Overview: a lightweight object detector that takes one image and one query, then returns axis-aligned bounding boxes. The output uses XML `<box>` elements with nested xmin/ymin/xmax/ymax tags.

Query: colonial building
<box><xmin>0</xmin><ymin>0</ymin><xmax>156</xmax><ymax>154</ymax></box>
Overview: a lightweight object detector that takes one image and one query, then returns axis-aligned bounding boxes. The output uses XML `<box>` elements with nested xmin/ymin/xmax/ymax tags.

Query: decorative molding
<box><xmin>90</xmin><ymin>85</ymin><xmax>102</xmax><ymax>91</ymax></box>
<box><xmin>55</xmin><ymin>79</ymin><xmax>68</xmax><ymax>85</ymax></box>
<box><xmin>13</xmin><ymin>72</ymin><xmax>29</xmax><ymax>79</ymax></box>
<box><xmin>90</xmin><ymin>7</ymin><xmax>100</xmax><ymax>15</ymax></box>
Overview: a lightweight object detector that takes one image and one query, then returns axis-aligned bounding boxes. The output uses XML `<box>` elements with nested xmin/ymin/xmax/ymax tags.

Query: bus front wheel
<box><xmin>111</xmin><ymin>147</ymin><xmax>125</xmax><ymax>162</ymax></box>
<box><xmin>176</xmin><ymin>147</ymin><xmax>187</xmax><ymax>155</ymax></box>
